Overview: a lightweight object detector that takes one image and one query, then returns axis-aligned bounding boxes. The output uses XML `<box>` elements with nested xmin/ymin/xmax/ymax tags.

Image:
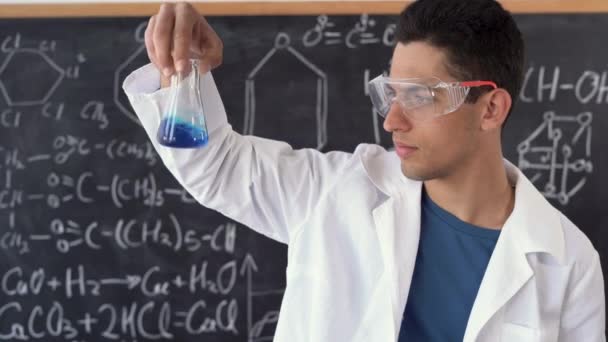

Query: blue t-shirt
<box><xmin>398</xmin><ymin>189</ymin><xmax>501</xmax><ymax>341</ymax></box>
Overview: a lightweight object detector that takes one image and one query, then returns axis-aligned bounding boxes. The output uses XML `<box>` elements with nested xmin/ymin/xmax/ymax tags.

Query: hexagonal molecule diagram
<box><xmin>517</xmin><ymin>111</ymin><xmax>593</xmax><ymax>205</ymax></box>
<box><xmin>244</xmin><ymin>33</ymin><xmax>328</xmax><ymax>150</ymax></box>
<box><xmin>114</xmin><ymin>22</ymin><xmax>148</xmax><ymax>126</ymax></box>
<box><xmin>0</xmin><ymin>48</ymin><xmax>64</xmax><ymax>106</ymax></box>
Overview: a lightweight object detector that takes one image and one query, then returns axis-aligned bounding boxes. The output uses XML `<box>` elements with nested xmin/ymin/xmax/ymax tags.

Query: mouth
<box><xmin>393</xmin><ymin>141</ymin><xmax>418</xmax><ymax>159</ymax></box>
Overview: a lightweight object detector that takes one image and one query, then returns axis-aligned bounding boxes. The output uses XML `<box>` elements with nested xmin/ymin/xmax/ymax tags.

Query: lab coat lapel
<box><xmin>364</xmin><ymin>149</ymin><xmax>423</xmax><ymax>340</ymax></box>
<box><xmin>462</xmin><ymin>223</ymin><xmax>534</xmax><ymax>341</ymax></box>
<box><xmin>463</xmin><ymin>160</ymin><xmax>565</xmax><ymax>341</ymax></box>
<box><xmin>359</xmin><ymin>151</ymin><xmax>566</xmax><ymax>341</ymax></box>
<box><xmin>372</xmin><ymin>198</ymin><xmax>400</xmax><ymax>341</ymax></box>
<box><xmin>371</xmin><ymin>189</ymin><xmax>423</xmax><ymax>341</ymax></box>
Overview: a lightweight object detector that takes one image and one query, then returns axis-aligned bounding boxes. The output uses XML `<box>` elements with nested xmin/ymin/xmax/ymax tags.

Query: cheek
<box><xmin>420</xmin><ymin>120</ymin><xmax>452</xmax><ymax>152</ymax></box>
<box><xmin>421</xmin><ymin>116</ymin><xmax>475</xmax><ymax>159</ymax></box>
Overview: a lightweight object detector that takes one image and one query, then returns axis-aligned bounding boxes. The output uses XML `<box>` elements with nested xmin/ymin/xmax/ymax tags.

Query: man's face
<box><xmin>384</xmin><ymin>41</ymin><xmax>482</xmax><ymax>181</ymax></box>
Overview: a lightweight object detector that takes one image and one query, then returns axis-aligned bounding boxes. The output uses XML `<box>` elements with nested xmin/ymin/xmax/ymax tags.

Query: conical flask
<box><xmin>157</xmin><ymin>59</ymin><xmax>209</xmax><ymax>148</ymax></box>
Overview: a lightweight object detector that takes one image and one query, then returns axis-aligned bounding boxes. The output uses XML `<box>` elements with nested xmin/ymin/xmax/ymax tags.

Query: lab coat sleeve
<box><xmin>558</xmin><ymin>251</ymin><xmax>606</xmax><ymax>342</ymax></box>
<box><xmin>123</xmin><ymin>64</ymin><xmax>353</xmax><ymax>244</ymax></box>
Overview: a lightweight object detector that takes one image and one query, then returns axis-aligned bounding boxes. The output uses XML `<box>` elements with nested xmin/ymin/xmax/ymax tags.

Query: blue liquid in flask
<box><xmin>157</xmin><ymin>59</ymin><xmax>209</xmax><ymax>149</ymax></box>
<box><xmin>157</xmin><ymin>116</ymin><xmax>208</xmax><ymax>148</ymax></box>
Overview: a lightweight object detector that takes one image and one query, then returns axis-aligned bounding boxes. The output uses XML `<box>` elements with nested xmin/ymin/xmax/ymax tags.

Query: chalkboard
<box><xmin>0</xmin><ymin>13</ymin><xmax>606</xmax><ymax>341</ymax></box>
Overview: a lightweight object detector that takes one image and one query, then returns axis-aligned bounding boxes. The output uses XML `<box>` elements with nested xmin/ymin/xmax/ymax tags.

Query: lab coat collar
<box><xmin>464</xmin><ymin>160</ymin><xmax>566</xmax><ymax>340</ymax></box>
<box><xmin>361</xmin><ymin>150</ymin><xmax>566</xmax><ymax>340</ymax></box>
<box><xmin>359</xmin><ymin>146</ymin><xmax>412</xmax><ymax>199</ymax></box>
<box><xmin>502</xmin><ymin>158</ymin><xmax>566</xmax><ymax>264</ymax></box>
<box><xmin>359</xmin><ymin>149</ymin><xmax>565</xmax><ymax>264</ymax></box>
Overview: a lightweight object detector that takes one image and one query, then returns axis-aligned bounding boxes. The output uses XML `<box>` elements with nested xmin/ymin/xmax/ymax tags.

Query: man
<box><xmin>124</xmin><ymin>0</ymin><xmax>605</xmax><ymax>341</ymax></box>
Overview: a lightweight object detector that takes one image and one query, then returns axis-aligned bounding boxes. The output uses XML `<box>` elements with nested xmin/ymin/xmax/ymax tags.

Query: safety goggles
<box><xmin>368</xmin><ymin>75</ymin><xmax>497</xmax><ymax>121</ymax></box>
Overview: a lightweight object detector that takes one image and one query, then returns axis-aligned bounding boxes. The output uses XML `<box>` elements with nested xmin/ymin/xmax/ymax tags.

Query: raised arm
<box><xmin>124</xmin><ymin>3</ymin><xmax>355</xmax><ymax>244</ymax></box>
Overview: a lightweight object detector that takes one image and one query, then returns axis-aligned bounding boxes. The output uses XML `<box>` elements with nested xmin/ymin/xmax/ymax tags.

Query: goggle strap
<box><xmin>460</xmin><ymin>81</ymin><xmax>498</xmax><ymax>89</ymax></box>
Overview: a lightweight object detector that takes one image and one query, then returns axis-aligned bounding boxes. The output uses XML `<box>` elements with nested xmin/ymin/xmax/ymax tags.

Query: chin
<box><xmin>400</xmin><ymin>161</ymin><xmax>441</xmax><ymax>181</ymax></box>
<box><xmin>400</xmin><ymin>162</ymin><xmax>426</xmax><ymax>181</ymax></box>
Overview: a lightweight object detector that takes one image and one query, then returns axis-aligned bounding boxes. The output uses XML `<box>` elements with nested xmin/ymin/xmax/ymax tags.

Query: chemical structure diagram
<box><xmin>0</xmin><ymin>33</ymin><xmax>86</xmax><ymax>239</ymax></box>
<box><xmin>114</xmin><ymin>21</ymin><xmax>148</xmax><ymax>127</ymax></box>
<box><xmin>244</xmin><ymin>33</ymin><xmax>328</xmax><ymax>150</ymax></box>
<box><xmin>302</xmin><ymin>14</ymin><xmax>397</xmax><ymax>49</ymax></box>
<box><xmin>0</xmin><ymin>34</ymin><xmax>84</xmax><ymax>108</ymax></box>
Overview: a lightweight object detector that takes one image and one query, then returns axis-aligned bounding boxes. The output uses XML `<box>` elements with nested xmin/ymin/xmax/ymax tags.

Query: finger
<box><xmin>153</xmin><ymin>3</ymin><xmax>176</xmax><ymax>77</ymax></box>
<box><xmin>197</xmin><ymin>16</ymin><xmax>223</xmax><ymax>73</ymax></box>
<box><xmin>190</xmin><ymin>19</ymin><xmax>204</xmax><ymax>58</ymax></box>
<box><xmin>173</xmin><ymin>2</ymin><xmax>196</xmax><ymax>75</ymax></box>
<box><xmin>144</xmin><ymin>15</ymin><xmax>158</xmax><ymax>66</ymax></box>
<box><xmin>190</xmin><ymin>20</ymin><xmax>209</xmax><ymax>68</ymax></box>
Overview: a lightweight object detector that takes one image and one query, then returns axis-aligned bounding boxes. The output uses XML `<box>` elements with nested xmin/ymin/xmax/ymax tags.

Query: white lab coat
<box><xmin>124</xmin><ymin>64</ymin><xmax>605</xmax><ymax>342</ymax></box>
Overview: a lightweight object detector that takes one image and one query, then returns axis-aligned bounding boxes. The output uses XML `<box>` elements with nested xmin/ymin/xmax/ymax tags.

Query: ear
<box><xmin>479</xmin><ymin>88</ymin><xmax>512</xmax><ymax>131</ymax></box>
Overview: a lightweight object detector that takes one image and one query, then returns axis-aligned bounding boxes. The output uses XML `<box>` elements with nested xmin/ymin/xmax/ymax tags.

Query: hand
<box><xmin>145</xmin><ymin>2</ymin><xmax>223</xmax><ymax>87</ymax></box>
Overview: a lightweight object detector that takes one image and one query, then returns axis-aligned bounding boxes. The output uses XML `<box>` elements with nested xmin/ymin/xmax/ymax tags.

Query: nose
<box><xmin>383</xmin><ymin>102</ymin><xmax>413</xmax><ymax>133</ymax></box>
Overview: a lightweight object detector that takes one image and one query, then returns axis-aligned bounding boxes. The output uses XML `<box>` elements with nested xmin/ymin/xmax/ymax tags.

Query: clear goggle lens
<box><xmin>368</xmin><ymin>75</ymin><xmax>472</xmax><ymax>121</ymax></box>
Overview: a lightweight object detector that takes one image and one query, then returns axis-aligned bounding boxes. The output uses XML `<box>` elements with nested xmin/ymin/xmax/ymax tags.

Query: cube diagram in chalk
<box><xmin>517</xmin><ymin>111</ymin><xmax>593</xmax><ymax>205</ymax></box>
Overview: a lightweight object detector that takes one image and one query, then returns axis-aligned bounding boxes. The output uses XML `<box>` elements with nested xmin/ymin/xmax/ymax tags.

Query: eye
<box><xmin>401</xmin><ymin>91</ymin><xmax>433</xmax><ymax>108</ymax></box>
<box><xmin>412</xmin><ymin>94</ymin><xmax>433</xmax><ymax>105</ymax></box>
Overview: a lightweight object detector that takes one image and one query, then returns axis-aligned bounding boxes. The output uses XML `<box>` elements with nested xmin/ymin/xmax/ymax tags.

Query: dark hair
<box><xmin>397</xmin><ymin>0</ymin><xmax>525</xmax><ymax>120</ymax></box>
